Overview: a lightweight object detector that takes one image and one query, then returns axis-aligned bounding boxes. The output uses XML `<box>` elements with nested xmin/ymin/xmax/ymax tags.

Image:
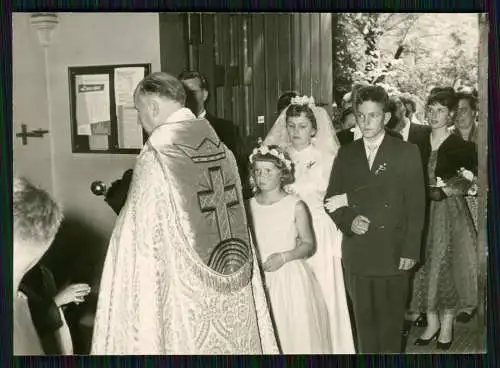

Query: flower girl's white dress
<box><xmin>250</xmin><ymin>194</ymin><xmax>331</xmax><ymax>354</ymax></box>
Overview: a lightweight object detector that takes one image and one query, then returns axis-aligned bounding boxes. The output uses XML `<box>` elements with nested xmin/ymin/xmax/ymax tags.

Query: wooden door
<box><xmin>168</xmin><ymin>13</ymin><xmax>335</xmax><ymax>150</ymax></box>
<box><xmin>291</xmin><ymin>13</ymin><xmax>335</xmax><ymax>118</ymax></box>
<box><xmin>190</xmin><ymin>14</ymin><xmax>299</xmax><ymax>145</ymax></box>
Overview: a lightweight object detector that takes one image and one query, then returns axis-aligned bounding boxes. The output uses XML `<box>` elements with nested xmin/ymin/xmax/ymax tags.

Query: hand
<box><xmin>263</xmin><ymin>253</ymin><xmax>287</xmax><ymax>272</ymax></box>
<box><xmin>324</xmin><ymin>194</ymin><xmax>348</xmax><ymax>213</ymax></box>
<box><xmin>429</xmin><ymin>186</ymin><xmax>446</xmax><ymax>201</ymax></box>
<box><xmin>105</xmin><ymin>178</ymin><xmax>123</xmax><ymax>198</ymax></box>
<box><xmin>54</xmin><ymin>283</ymin><xmax>91</xmax><ymax>307</ymax></box>
<box><xmin>351</xmin><ymin>215</ymin><xmax>370</xmax><ymax>235</ymax></box>
<box><xmin>398</xmin><ymin>258</ymin><xmax>417</xmax><ymax>271</ymax></box>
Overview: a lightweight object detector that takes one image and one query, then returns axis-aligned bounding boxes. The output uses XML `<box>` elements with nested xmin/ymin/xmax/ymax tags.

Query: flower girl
<box><xmin>248</xmin><ymin>144</ymin><xmax>331</xmax><ymax>354</ymax></box>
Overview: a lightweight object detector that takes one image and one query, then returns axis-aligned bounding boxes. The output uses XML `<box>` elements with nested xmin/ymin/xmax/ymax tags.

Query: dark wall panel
<box><xmin>250</xmin><ymin>14</ymin><xmax>267</xmax><ymax>141</ymax></box>
<box><xmin>159</xmin><ymin>13</ymin><xmax>335</xmax><ymax>142</ymax></box>
<box><xmin>198</xmin><ymin>14</ymin><xmax>216</xmax><ymax>114</ymax></box>
<box><xmin>159</xmin><ymin>13</ymin><xmax>188</xmax><ymax>77</ymax></box>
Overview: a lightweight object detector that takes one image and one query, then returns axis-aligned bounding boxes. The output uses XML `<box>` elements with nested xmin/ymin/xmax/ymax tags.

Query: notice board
<box><xmin>68</xmin><ymin>63</ymin><xmax>151</xmax><ymax>154</ymax></box>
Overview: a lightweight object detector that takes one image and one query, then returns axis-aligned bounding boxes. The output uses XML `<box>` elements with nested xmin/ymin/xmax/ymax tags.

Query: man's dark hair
<box><xmin>340</xmin><ymin>107</ymin><xmax>354</xmax><ymax>124</ymax></box>
<box><xmin>354</xmin><ymin>85</ymin><xmax>390</xmax><ymax>112</ymax></box>
<box><xmin>386</xmin><ymin>95</ymin><xmax>404</xmax><ymax>130</ymax></box>
<box><xmin>277</xmin><ymin>91</ymin><xmax>298</xmax><ymax>114</ymax></box>
<box><xmin>135</xmin><ymin>72</ymin><xmax>186</xmax><ymax>105</ymax></box>
<box><xmin>400</xmin><ymin>96</ymin><xmax>416</xmax><ymax>114</ymax></box>
<box><xmin>13</xmin><ymin>177</ymin><xmax>63</xmax><ymax>244</ymax></box>
<box><xmin>388</xmin><ymin>95</ymin><xmax>402</xmax><ymax>114</ymax></box>
<box><xmin>178</xmin><ymin>70</ymin><xmax>209</xmax><ymax>91</ymax></box>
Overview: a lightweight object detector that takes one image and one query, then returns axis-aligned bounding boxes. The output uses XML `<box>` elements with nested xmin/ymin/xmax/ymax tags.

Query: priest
<box><xmin>90</xmin><ymin>72</ymin><xmax>278</xmax><ymax>355</ymax></box>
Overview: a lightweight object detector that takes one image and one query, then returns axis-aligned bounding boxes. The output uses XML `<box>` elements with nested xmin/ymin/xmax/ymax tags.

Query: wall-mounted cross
<box><xmin>16</xmin><ymin>124</ymin><xmax>49</xmax><ymax>145</ymax></box>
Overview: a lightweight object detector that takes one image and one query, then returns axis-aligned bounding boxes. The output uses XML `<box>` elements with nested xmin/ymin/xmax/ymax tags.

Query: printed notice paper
<box><xmin>75</xmin><ymin>74</ymin><xmax>111</xmax><ymax>135</ymax></box>
<box><xmin>114</xmin><ymin>67</ymin><xmax>145</xmax><ymax>106</ymax></box>
<box><xmin>114</xmin><ymin>67</ymin><xmax>145</xmax><ymax>148</ymax></box>
<box><xmin>117</xmin><ymin>105</ymin><xmax>143</xmax><ymax>149</ymax></box>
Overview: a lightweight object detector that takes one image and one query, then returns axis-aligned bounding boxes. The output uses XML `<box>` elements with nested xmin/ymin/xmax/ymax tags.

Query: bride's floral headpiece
<box><xmin>249</xmin><ymin>139</ymin><xmax>293</xmax><ymax>171</ymax></box>
<box><xmin>290</xmin><ymin>95</ymin><xmax>315</xmax><ymax>107</ymax></box>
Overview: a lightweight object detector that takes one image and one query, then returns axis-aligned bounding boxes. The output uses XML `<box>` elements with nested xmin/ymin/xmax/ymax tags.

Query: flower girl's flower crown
<box><xmin>290</xmin><ymin>95</ymin><xmax>315</xmax><ymax>107</ymax></box>
<box><xmin>249</xmin><ymin>139</ymin><xmax>293</xmax><ymax>171</ymax></box>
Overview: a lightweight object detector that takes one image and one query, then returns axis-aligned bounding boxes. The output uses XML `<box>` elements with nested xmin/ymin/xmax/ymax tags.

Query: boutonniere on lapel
<box><xmin>374</xmin><ymin>163</ymin><xmax>387</xmax><ymax>176</ymax></box>
<box><xmin>306</xmin><ymin>160</ymin><xmax>316</xmax><ymax>169</ymax></box>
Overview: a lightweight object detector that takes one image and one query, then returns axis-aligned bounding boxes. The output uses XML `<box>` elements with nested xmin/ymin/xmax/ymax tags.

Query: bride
<box><xmin>264</xmin><ymin>95</ymin><xmax>355</xmax><ymax>354</ymax></box>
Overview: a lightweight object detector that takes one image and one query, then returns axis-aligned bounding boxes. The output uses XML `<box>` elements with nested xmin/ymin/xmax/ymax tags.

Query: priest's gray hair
<box><xmin>13</xmin><ymin>177</ymin><xmax>63</xmax><ymax>245</ymax></box>
<box><xmin>135</xmin><ymin>72</ymin><xmax>186</xmax><ymax>105</ymax></box>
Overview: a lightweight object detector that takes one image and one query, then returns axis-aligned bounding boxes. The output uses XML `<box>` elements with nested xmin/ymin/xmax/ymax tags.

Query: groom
<box><xmin>324</xmin><ymin>85</ymin><xmax>426</xmax><ymax>353</ymax></box>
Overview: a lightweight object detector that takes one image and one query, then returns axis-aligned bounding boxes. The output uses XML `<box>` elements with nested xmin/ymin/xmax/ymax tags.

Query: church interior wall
<box><xmin>12</xmin><ymin>14</ymin><xmax>53</xmax><ymax>193</ymax></box>
<box><xmin>13</xmin><ymin>13</ymin><xmax>162</xmax><ymax>292</ymax></box>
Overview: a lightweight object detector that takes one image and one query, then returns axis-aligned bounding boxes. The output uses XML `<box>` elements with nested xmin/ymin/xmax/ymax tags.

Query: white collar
<box><xmin>400</xmin><ymin>118</ymin><xmax>411</xmax><ymax>141</ymax></box>
<box><xmin>197</xmin><ymin>109</ymin><xmax>207</xmax><ymax>119</ymax></box>
<box><xmin>166</xmin><ymin>107</ymin><xmax>197</xmax><ymax>123</ymax></box>
<box><xmin>363</xmin><ymin>131</ymin><xmax>385</xmax><ymax>149</ymax></box>
<box><xmin>147</xmin><ymin>108</ymin><xmax>198</xmax><ymax>148</ymax></box>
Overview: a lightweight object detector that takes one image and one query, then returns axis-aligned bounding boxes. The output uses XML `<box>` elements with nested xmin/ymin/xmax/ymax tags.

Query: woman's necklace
<box><xmin>430</xmin><ymin>130</ymin><xmax>451</xmax><ymax>150</ymax></box>
<box><xmin>459</xmin><ymin>127</ymin><xmax>473</xmax><ymax>141</ymax></box>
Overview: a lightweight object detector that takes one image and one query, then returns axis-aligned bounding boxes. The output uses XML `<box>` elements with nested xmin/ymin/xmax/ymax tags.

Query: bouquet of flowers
<box><xmin>459</xmin><ymin>167</ymin><xmax>478</xmax><ymax>196</ymax></box>
<box><xmin>434</xmin><ymin>167</ymin><xmax>478</xmax><ymax>197</ymax></box>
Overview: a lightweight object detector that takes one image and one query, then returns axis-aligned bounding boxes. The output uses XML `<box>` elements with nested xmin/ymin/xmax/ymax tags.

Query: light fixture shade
<box><xmin>30</xmin><ymin>12</ymin><xmax>59</xmax><ymax>47</ymax></box>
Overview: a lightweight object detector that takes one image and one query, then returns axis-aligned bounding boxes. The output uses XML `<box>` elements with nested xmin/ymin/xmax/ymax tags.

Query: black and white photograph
<box><xmin>11</xmin><ymin>12</ymin><xmax>489</xmax><ymax>355</ymax></box>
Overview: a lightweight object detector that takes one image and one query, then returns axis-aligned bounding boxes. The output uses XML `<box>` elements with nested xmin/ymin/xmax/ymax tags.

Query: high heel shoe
<box><xmin>412</xmin><ymin>313</ymin><xmax>428</xmax><ymax>327</ymax></box>
<box><xmin>456</xmin><ymin>310</ymin><xmax>476</xmax><ymax>323</ymax></box>
<box><xmin>414</xmin><ymin>328</ymin><xmax>441</xmax><ymax>346</ymax></box>
<box><xmin>436</xmin><ymin>330</ymin><xmax>454</xmax><ymax>350</ymax></box>
<box><xmin>405</xmin><ymin>312</ymin><xmax>428</xmax><ymax>327</ymax></box>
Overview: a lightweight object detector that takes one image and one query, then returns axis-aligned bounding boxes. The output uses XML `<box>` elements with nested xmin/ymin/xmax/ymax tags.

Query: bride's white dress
<box><xmin>287</xmin><ymin>144</ymin><xmax>355</xmax><ymax>354</ymax></box>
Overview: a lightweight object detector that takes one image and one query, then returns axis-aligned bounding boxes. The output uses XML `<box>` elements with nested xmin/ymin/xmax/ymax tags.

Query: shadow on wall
<box><xmin>41</xmin><ymin>213</ymin><xmax>109</xmax><ymax>354</ymax></box>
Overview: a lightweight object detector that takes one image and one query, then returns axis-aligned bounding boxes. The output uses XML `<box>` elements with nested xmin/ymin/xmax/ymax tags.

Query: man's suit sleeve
<box><xmin>105</xmin><ymin>169</ymin><xmax>133</xmax><ymax>215</ymax></box>
<box><xmin>222</xmin><ymin>120</ymin><xmax>237</xmax><ymax>153</ymax></box>
<box><xmin>325</xmin><ymin>147</ymin><xmax>358</xmax><ymax>236</ymax></box>
<box><xmin>401</xmin><ymin>144</ymin><xmax>426</xmax><ymax>261</ymax></box>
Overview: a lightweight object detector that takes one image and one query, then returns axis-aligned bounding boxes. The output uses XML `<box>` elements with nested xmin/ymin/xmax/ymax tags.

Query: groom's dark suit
<box><xmin>325</xmin><ymin>134</ymin><xmax>426</xmax><ymax>353</ymax></box>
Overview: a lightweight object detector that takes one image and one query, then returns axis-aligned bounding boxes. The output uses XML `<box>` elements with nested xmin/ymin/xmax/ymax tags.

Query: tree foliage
<box><xmin>333</xmin><ymin>13</ymin><xmax>479</xmax><ymax>117</ymax></box>
<box><xmin>332</xmin><ymin>14</ymin><xmax>361</xmax><ymax>104</ymax></box>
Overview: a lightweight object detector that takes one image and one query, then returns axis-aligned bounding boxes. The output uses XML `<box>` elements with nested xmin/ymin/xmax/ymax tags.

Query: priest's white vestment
<box><xmin>91</xmin><ymin>108</ymin><xmax>278</xmax><ymax>355</ymax></box>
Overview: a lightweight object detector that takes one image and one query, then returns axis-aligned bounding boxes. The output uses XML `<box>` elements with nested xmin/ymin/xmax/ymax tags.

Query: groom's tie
<box><xmin>367</xmin><ymin>143</ymin><xmax>377</xmax><ymax>170</ymax></box>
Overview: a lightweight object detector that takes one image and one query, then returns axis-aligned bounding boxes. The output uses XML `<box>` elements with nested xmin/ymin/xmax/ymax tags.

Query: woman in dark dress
<box><xmin>410</xmin><ymin>88</ymin><xmax>478</xmax><ymax>350</ymax></box>
<box><xmin>452</xmin><ymin>88</ymin><xmax>480</xmax><ymax>323</ymax></box>
<box><xmin>20</xmin><ymin>263</ymin><xmax>91</xmax><ymax>354</ymax></box>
